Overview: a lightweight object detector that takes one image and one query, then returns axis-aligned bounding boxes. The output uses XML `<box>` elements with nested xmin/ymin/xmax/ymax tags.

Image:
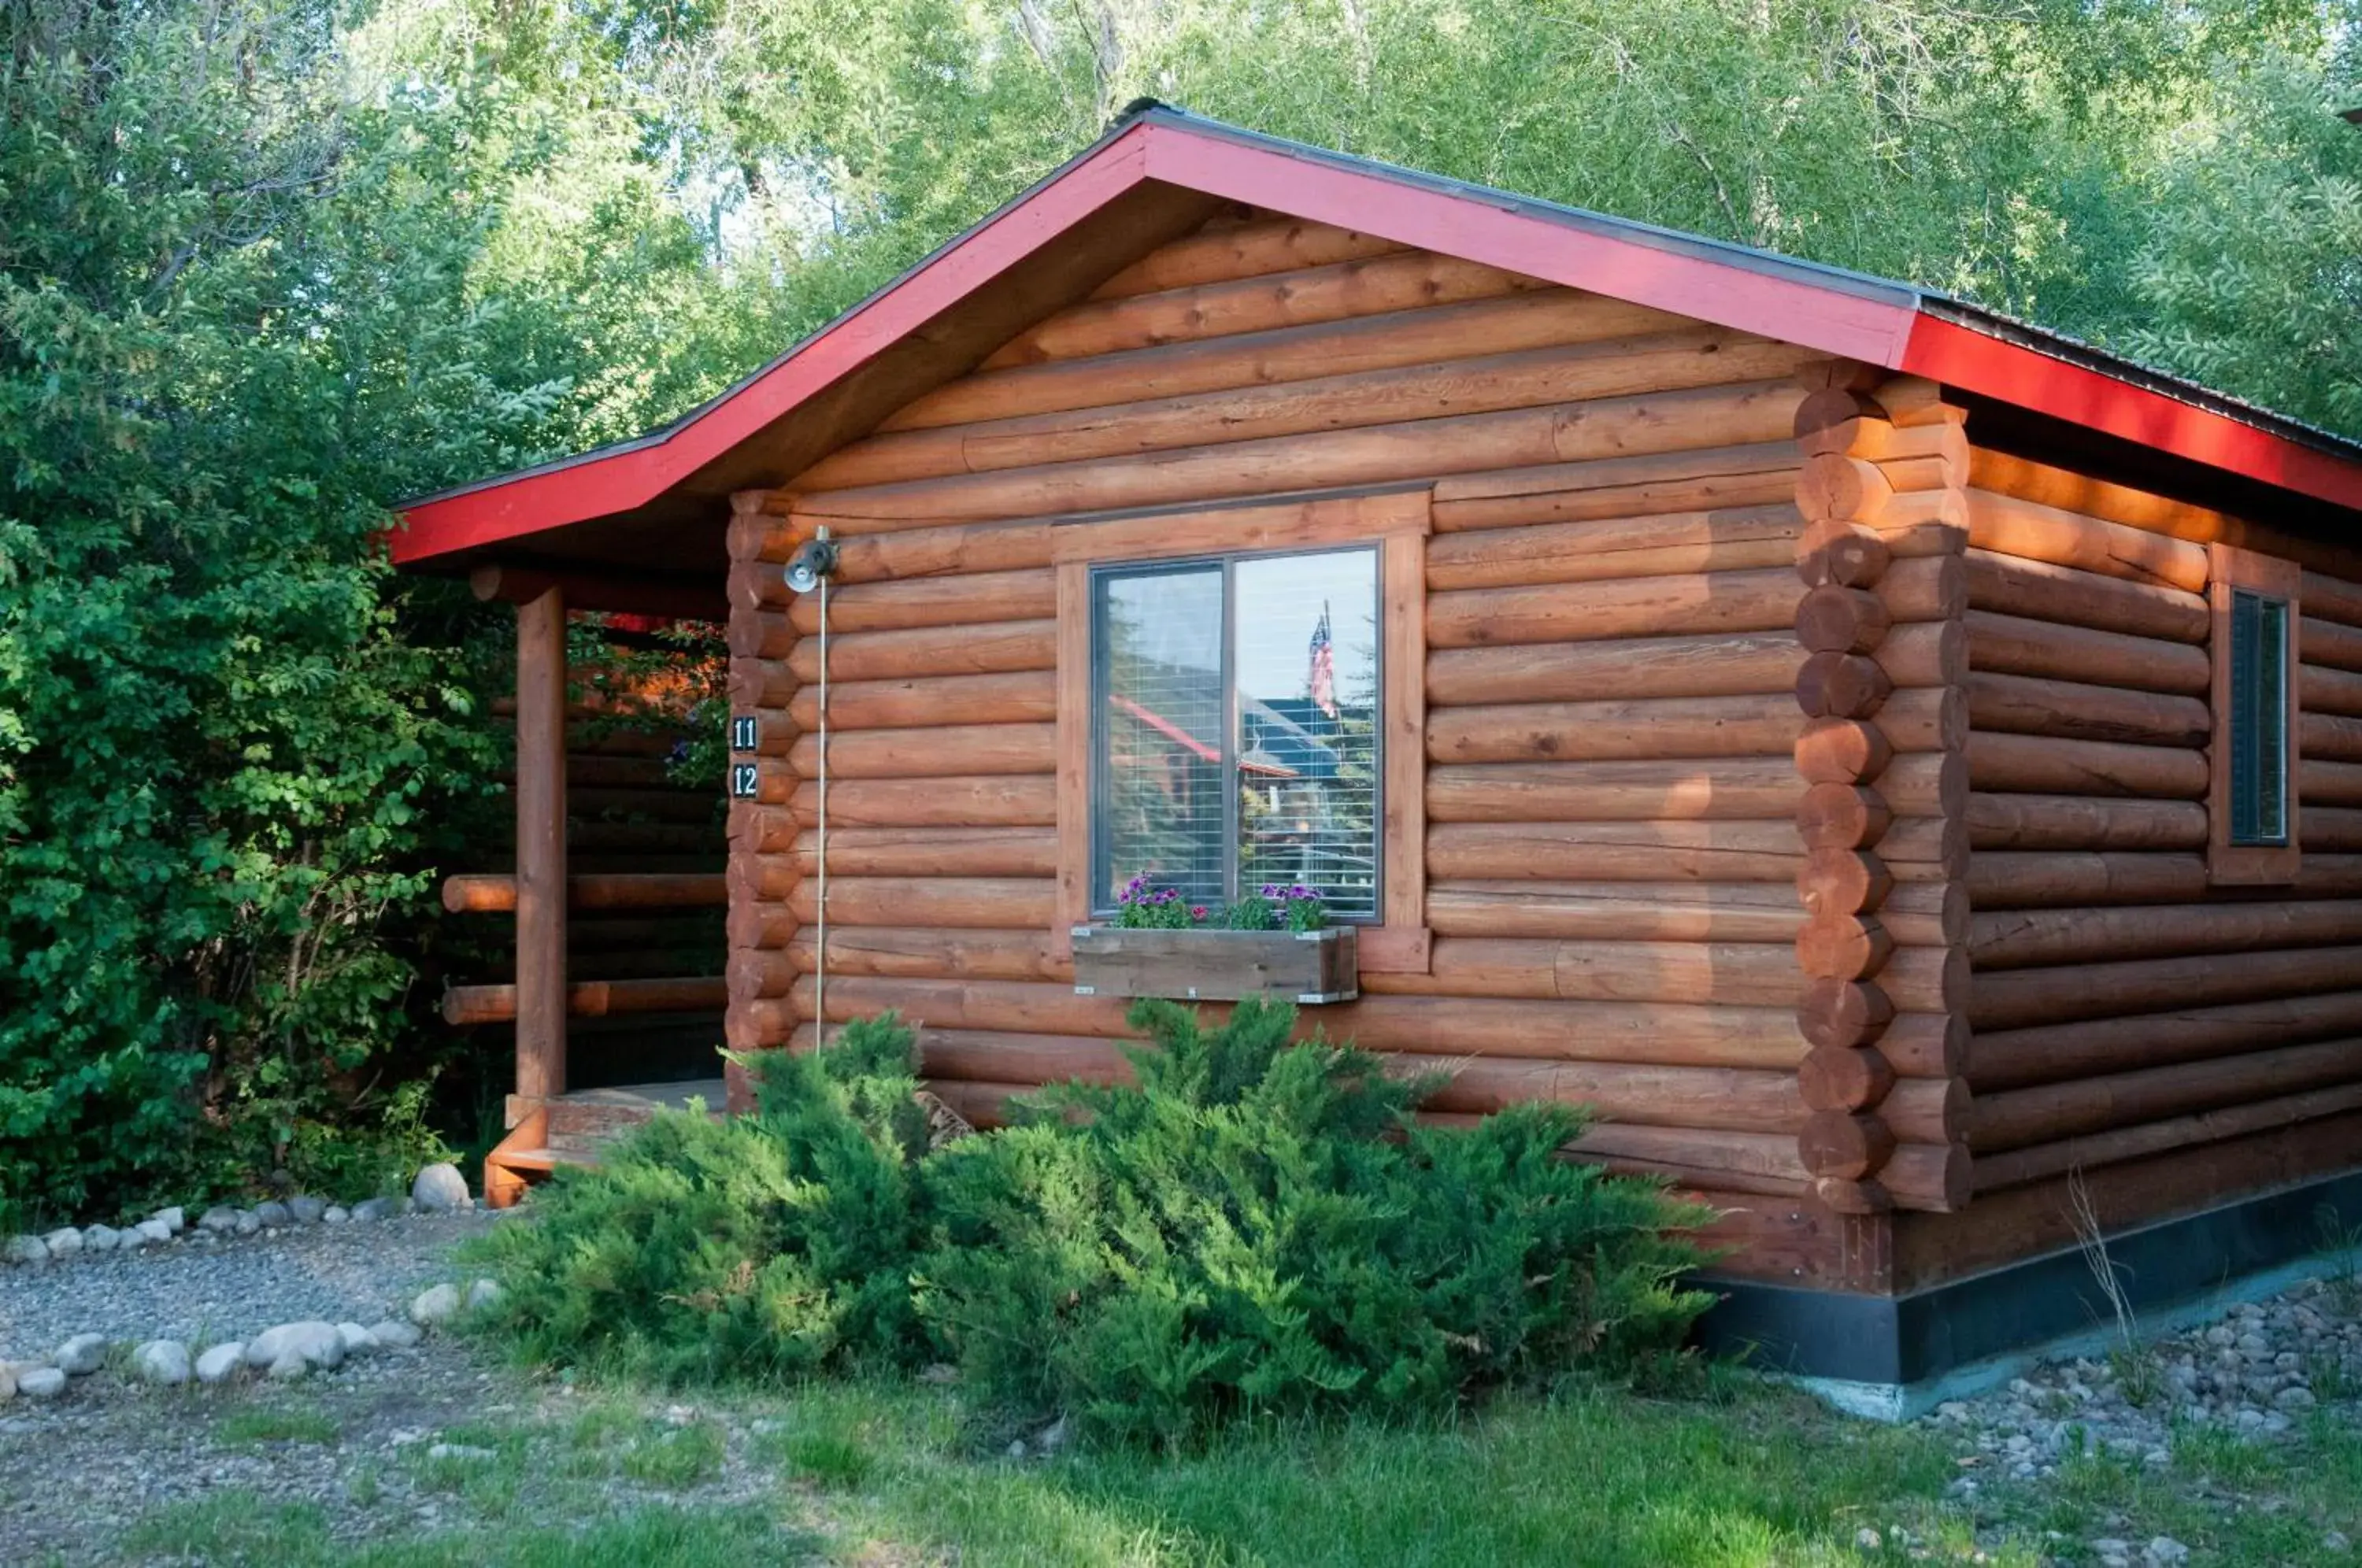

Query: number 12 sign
<box><xmin>729</xmin><ymin>762</ymin><xmax>760</xmax><ymax>799</ymax></box>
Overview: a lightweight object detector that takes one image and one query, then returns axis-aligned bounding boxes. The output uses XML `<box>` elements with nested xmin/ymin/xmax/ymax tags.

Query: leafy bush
<box><xmin>479</xmin><ymin>1003</ymin><xmax>1712</xmax><ymax>1445</ymax></box>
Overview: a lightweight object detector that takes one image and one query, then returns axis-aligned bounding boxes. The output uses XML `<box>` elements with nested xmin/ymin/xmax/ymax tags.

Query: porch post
<box><xmin>514</xmin><ymin>584</ymin><xmax>568</xmax><ymax>1102</ymax></box>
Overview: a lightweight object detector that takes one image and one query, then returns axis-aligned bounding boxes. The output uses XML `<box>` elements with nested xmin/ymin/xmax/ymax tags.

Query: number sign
<box><xmin>730</xmin><ymin>715</ymin><xmax>759</xmax><ymax>753</ymax></box>
<box><xmin>729</xmin><ymin>763</ymin><xmax>760</xmax><ymax>799</ymax></box>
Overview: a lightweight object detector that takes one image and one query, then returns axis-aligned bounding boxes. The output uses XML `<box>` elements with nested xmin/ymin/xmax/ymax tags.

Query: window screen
<box><xmin>2227</xmin><ymin>590</ymin><xmax>2289</xmax><ymax>846</ymax></box>
<box><xmin>1091</xmin><ymin>547</ymin><xmax>1380</xmax><ymax>919</ymax></box>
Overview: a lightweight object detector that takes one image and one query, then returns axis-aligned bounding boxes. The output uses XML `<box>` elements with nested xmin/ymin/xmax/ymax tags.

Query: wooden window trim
<box><xmin>1055</xmin><ymin>488</ymin><xmax>1431</xmax><ymax>972</ymax></box>
<box><xmin>2208</xmin><ymin>541</ymin><xmax>2301</xmax><ymax>885</ymax></box>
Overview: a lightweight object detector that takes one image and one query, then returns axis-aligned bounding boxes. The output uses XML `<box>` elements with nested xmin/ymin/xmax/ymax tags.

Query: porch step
<box><xmin>485</xmin><ymin>1078</ymin><xmax>727</xmax><ymax>1207</ymax></box>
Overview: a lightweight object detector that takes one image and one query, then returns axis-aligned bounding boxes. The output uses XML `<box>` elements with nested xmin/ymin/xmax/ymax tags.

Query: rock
<box><xmin>6</xmin><ymin>1235</ymin><xmax>49</xmax><ymax>1265</ymax></box>
<box><xmin>234</xmin><ymin>1210</ymin><xmax>261</xmax><ymax>1236</ymax></box>
<box><xmin>244</xmin><ymin>1322</ymin><xmax>346</xmax><ymax>1372</ymax></box>
<box><xmin>1034</xmin><ymin>1414</ymin><xmax>1071</xmax><ymax>1454</ymax></box>
<box><xmin>323</xmin><ymin>1206</ymin><xmax>350</xmax><ymax>1225</ymax></box>
<box><xmin>368</xmin><ymin>1319</ymin><xmax>423</xmax><ymax>1350</ymax></box>
<box><xmin>54</xmin><ymin>1335</ymin><xmax>108</xmax><ymax>1376</ymax></box>
<box><xmin>152</xmin><ymin>1205</ymin><xmax>185</xmax><ymax>1234</ymax></box>
<box><xmin>267</xmin><ymin>1352</ymin><xmax>309</xmax><ymax>1381</ymax></box>
<box><xmin>134</xmin><ymin>1341</ymin><xmax>191</xmax><ymax>1385</ymax></box>
<box><xmin>0</xmin><ymin>1365</ymin><xmax>13</xmax><ymax>1403</ymax></box>
<box><xmin>351</xmin><ymin>1196</ymin><xmax>400</xmax><ymax>1222</ymax></box>
<box><xmin>198</xmin><ymin>1207</ymin><xmax>242</xmax><ymax>1234</ymax></box>
<box><xmin>1855</xmin><ymin>1528</ymin><xmax>1882</xmax><ymax>1551</ymax></box>
<box><xmin>82</xmin><ymin>1224</ymin><xmax>119</xmax><ymax>1254</ymax></box>
<box><xmin>134</xmin><ymin>1218</ymin><xmax>172</xmax><ymax>1244</ymax></box>
<box><xmin>40</xmin><ymin>1227</ymin><xmax>83</xmax><ymax>1259</ymax></box>
<box><xmin>2325</xmin><ymin>1530</ymin><xmax>2352</xmax><ymax>1554</ymax></box>
<box><xmin>252</xmin><ymin>1200</ymin><xmax>291</xmax><ymax>1228</ymax></box>
<box><xmin>410</xmin><ymin>1283</ymin><xmax>461</xmax><ymax>1326</ymax></box>
<box><xmin>195</xmin><ymin>1343</ymin><xmax>246</xmax><ymax>1385</ymax></box>
<box><xmin>2275</xmin><ymin>1385</ymin><xmax>2316</xmax><ymax>1411</ymax></box>
<box><xmin>2145</xmin><ymin>1538</ymin><xmax>2190</xmax><ymax>1566</ymax></box>
<box><xmin>288</xmin><ymin>1195</ymin><xmax>327</xmax><ymax>1224</ymax></box>
<box><xmin>17</xmin><ymin>1367</ymin><xmax>66</xmax><ymax>1400</ymax></box>
<box><xmin>426</xmin><ymin>1442</ymin><xmax>496</xmax><ymax>1462</ymax></box>
<box><xmin>335</xmin><ymin>1322</ymin><xmax>377</xmax><ymax>1355</ymax></box>
<box><xmin>411</xmin><ymin>1163</ymin><xmax>470</xmax><ymax>1212</ymax></box>
<box><xmin>1005</xmin><ymin>1439</ymin><xmax>1027</xmax><ymax>1460</ymax></box>
<box><xmin>114</xmin><ymin>1223</ymin><xmax>150</xmax><ymax>1252</ymax></box>
<box><xmin>466</xmin><ymin>1278</ymin><xmax>505</xmax><ymax>1311</ymax></box>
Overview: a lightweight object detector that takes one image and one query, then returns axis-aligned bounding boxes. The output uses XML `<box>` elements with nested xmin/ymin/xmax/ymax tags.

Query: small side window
<box><xmin>2225</xmin><ymin>590</ymin><xmax>2289</xmax><ymax>846</ymax></box>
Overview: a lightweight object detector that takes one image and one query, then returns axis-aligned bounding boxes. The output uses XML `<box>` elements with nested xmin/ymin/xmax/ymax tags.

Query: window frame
<box><xmin>1055</xmin><ymin>490</ymin><xmax>1432</xmax><ymax>973</ymax></box>
<box><xmin>2207</xmin><ymin>542</ymin><xmax>2301</xmax><ymax>884</ymax></box>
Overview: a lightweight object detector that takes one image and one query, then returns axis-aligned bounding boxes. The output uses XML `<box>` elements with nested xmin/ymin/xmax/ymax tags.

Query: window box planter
<box><xmin>1070</xmin><ymin>925</ymin><xmax>1358</xmax><ymax>1004</ymax></box>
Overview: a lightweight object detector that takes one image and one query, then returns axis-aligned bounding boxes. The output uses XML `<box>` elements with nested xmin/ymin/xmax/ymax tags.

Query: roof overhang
<box><xmin>395</xmin><ymin>106</ymin><xmax>2362</xmax><ymax>576</ymax></box>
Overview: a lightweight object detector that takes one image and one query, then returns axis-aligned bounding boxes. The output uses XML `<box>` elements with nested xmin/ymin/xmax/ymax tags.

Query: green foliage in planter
<box><xmin>473</xmin><ymin>1015</ymin><xmax>932</xmax><ymax>1383</ymax></box>
<box><xmin>479</xmin><ymin>1002</ymin><xmax>1712</xmax><ymax>1446</ymax></box>
<box><xmin>920</xmin><ymin>998</ymin><xmax>1712</xmax><ymax>1445</ymax></box>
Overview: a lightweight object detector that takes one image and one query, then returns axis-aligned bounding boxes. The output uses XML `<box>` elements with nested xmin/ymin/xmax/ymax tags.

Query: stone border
<box><xmin>3</xmin><ymin>1163</ymin><xmax>479</xmax><ymax>1269</ymax></box>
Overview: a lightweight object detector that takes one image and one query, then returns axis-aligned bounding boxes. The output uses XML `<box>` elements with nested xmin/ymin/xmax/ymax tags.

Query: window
<box><xmin>1090</xmin><ymin>547</ymin><xmax>1380</xmax><ymax>919</ymax></box>
<box><xmin>2225</xmin><ymin>590</ymin><xmax>2290</xmax><ymax>846</ymax></box>
<box><xmin>2208</xmin><ymin>542</ymin><xmax>2301</xmax><ymax>883</ymax></box>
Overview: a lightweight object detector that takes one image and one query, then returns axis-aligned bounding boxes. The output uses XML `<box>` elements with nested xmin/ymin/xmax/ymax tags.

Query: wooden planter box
<box><xmin>1070</xmin><ymin>925</ymin><xmax>1359</xmax><ymax>1004</ymax></box>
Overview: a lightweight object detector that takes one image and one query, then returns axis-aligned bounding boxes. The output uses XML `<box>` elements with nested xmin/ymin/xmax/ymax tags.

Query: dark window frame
<box><xmin>2207</xmin><ymin>542</ymin><xmax>2301</xmax><ymax>884</ymax></box>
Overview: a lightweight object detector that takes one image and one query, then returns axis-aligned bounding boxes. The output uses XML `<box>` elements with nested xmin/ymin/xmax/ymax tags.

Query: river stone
<box><xmin>198</xmin><ymin>1206</ymin><xmax>242</xmax><ymax>1234</ymax></box>
<box><xmin>54</xmin><ymin>1335</ymin><xmax>108</xmax><ymax>1376</ymax></box>
<box><xmin>323</xmin><ymin>1205</ymin><xmax>350</xmax><ymax>1225</ymax></box>
<box><xmin>335</xmin><ymin>1322</ymin><xmax>378</xmax><ymax>1355</ymax></box>
<box><xmin>40</xmin><ymin>1228</ymin><xmax>83</xmax><ymax>1259</ymax></box>
<box><xmin>151</xmin><ymin>1206</ymin><xmax>185</xmax><ymax>1234</ymax></box>
<box><xmin>0</xmin><ymin>1365</ymin><xmax>13</xmax><ymax>1402</ymax></box>
<box><xmin>6</xmin><ymin>1235</ymin><xmax>47</xmax><ymax>1265</ymax></box>
<box><xmin>466</xmin><ymin>1278</ymin><xmax>505</xmax><ymax>1311</ymax></box>
<box><xmin>410</xmin><ymin>1283</ymin><xmax>461</xmax><ymax>1326</ymax></box>
<box><xmin>287</xmin><ymin>1195</ymin><xmax>327</xmax><ymax>1225</ymax></box>
<box><xmin>411</xmin><ymin>1163</ymin><xmax>471</xmax><ymax>1212</ymax></box>
<box><xmin>245</xmin><ymin>1322</ymin><xmax>345</xmax><ymax>1371</ymax></box>
<box><xmin>252</xmin><ymin>1200</ymin><xmax>291</xmax><ymax>1228</ymax></box>
<box><xmin>134</xmin><ymin>1341</ymin><xmax>191</xmax><ymax>1385</ymax></box>
<box><xmin>17</xmin><ymin>1367</ymin><xmax>65</xmax><ymax>1400</ymax></box>
<box><xmin>134</xmin><ymin>1218</ymin><xmax>173</xmax><ymax>1244</ymax></box>
<box><xmin>234</xmin><ymin>1210</ymin><xmax>261</xmax><ymax>1236</ymax></box>
<box><xmin>352</xmin><ymin>1196</ymin><xmax>402</xmax><ymax>1222</ymax></box>
<box><xmin>82</xmin><ymin>1224</ymin><xmax>119</xmax><ymax>1253</ymax></box>
<box><xmin>368</xmin><ymin>1319</ymin><xmax>423</xmax><ymax>1350</ymax></box>
<box><xmin>195</xmin><ymin>1343</ymin><xmax>246</xmax><ymax>1385</ymax></box>
<box><xmin>267</xmin><ymin>1352</ymin><xmax>309</xmax><ymax>1381</ymax></box>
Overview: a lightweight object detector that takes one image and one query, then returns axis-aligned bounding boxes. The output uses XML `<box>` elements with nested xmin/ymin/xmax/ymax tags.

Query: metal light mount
<box><xmin>783</xmin><ymin>532</ymin><xmax>839</xmax><ymax>595</ymax></box>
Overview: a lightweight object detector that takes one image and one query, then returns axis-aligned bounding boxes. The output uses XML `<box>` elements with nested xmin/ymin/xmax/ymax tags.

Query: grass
<box><xmin>217</xmin><ymin>1407</ymin><xmax>342</xmax><ymax>1446</ymax></box>
<box><xmin>91</xmin><ymin>1372</ymin><xmax>2362</xmax><ymax>1566</ymax></box>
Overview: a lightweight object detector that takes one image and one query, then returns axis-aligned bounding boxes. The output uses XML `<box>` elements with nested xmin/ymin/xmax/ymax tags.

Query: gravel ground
<box><xmin>0</xmin><ymin>1211</ymin><xmax>501</xmax><ymax>1362</ymax></box>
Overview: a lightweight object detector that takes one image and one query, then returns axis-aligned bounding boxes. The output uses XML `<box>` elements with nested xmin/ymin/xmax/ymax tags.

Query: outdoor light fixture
<box><xmin>783</xmin><ymin>534</ymin><xmax>839</xmax><ymax>595</ymax></box>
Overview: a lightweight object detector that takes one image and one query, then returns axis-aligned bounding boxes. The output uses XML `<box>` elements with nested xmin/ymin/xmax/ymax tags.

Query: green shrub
<box><xmin>479</xmin><ymin>1002</ymin><xmax>1712</xmax><ymax>1444</ymax></box>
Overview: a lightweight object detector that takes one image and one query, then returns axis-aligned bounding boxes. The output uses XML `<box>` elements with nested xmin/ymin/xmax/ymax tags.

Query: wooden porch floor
<box><xmin>485</xmin><ymin>1078</ymin><xmax>726</xmax><ymax>1206</ymax></box>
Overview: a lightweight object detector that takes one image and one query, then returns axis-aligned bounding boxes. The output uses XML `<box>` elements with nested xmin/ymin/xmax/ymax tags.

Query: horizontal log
<box><xmin>779</xmin><ymin>569</ymin><xmax>1053</xmax><ymax>636</ymax></box>
<box><xmin>727</xmin><ymin>902</ymin><xmax>796</xmax><ymax>951</ymax></box>
<box><xmin>1883</xmin><ymin>1075</ymin><xmax>1971</xmax><ymax>1144</ymax></box>
<box><xmin>1393</xmin><ymin>1053</ymin><xmax>1804</xmax><ymax>1132</ymax></box>
<box><xmin>1965</xmin><ymin>671</ymin><xmax>2208</xmax><ymax>748</ymax></box>
<box><xmin>1964</xmin><ymin>550</ymin><xmax>2208</xmax><ymax>644</ymax></box>
<box><xmin>2303</xmin><ymin>712</ymin><xmax>2362</xmax><ymax>764</ymax></box>
<box><xmin>2304</xmin><ymin>569</ymin><xmax>2362</xmax><ymax>629</ymax></box>
<box><xmin>1973</xmin><ymin>1082</ymin><xmax>2362</xmax><ymax>1192</ymax></box>
<box><xmin>882</xmin><ymin>290</ymin><xmax>1709</xmax><ymax>435</ymax></box>
<box><xmin>1425</xmin><ymin>881</ymin><xmax>1807</xmax><ymax>942</ymax></box>
<box><xmin>810</xmin><ymin>331</ymin><xmax>1817</xmax><ymax>489</ymax></box>
<box><xmin>1968</xmin><ymin>945</ymin><xmax>2362</xmax><ymax>1033</ymax></box>
<box><xmin>787</xmin><ymin>723</ymin><xmax>1056</xmax><ymax>779</ymax></box>
<box><xmin>1797</xmin><ymin>1111</ymin><xmax>1893</xmax><ymax>1179</ymax></box>
<box><xmin>801</xmin><ymin>382</ymin><xmax>1806</xmax><ymax>525</ymax></box>
<box><xmin>1964</xmin><ymin>793</ymin><xmax>2207</xmax><ymax>852</ymax></box>
<box><xmin>442</xmin><ymin>977</ymin><xmax>727</xmax><ymax>1026</ymax></box>
<box><xmin>753</xmin><ymin>928</ymin><xmax>1068</xmax><ymax>988</ymax></box>
<box><xmin>1879</xmin><ymin>1141</ymin><xmax>1974</xmax><ymax>1213</ymax></box>
<box><xmin>1965</xmin><ymin>731</ymin><xmax>2207</xmax><ymax>800</ymax></box>
<box><xmin>1424</xmin><ymin>694</ymin><xmax>1799</xmax><ymax>764</ymax></box>
<box><xmin>1969</xmin><ymin>1036</ymin><xmax>2362</xmax><ymax>1153</ymax></box>
<box><xmin>2306</xmin><ymin>808</ymin><xmax>2362</xmax><ymax>852</ymax></box>
<box><xmin>1355</xmin><ymin>936</ymin><xmax>1805</xmax><ymax>1009</ymax></box>
<box><xmin>1968</xmin><ymin>448</ymin><xmax>2351</xmax><ymax>573</ymax></box>
<box><xmin>1793</xmin><ymin>719</ymin><xmax>1891</xmax><ymax>785</ymax></box>
<box><xmin>2300</xmin><ymin>662</ymin><xmax>2362</xmax><ymax>719</ymax></box>
<box><xmin>1965</xmin><ymin>609</ymin><xmax>2210</xmax><ymax>696</ymax></box>
<box><xmin>1966</xmin><ymin>490</ymin><xmax>2208</xmax><ymax>593</ymax></box>
<box><xmin>787</xmin><ymin>671</ymin><xmax>1056</xmax><ymax>731</ymax></box>
<box><xmin>1968</xmin><ymin>900</ymin><xmax>2362</xmax><ymax>971</ymax></box>
<box><xmin>784</xmin><ymin>877</ymin><xmax>1055</xmax><ymax>930</ymax></box>
<box><xmin>1970</xmin><ymin>989</ymin><xmax>2362</xmax><ymax>1092</ymax></box>
<box><xmin>782</xmin><ymin>827</ymin><xmax>1059</xmax><ymax>878</ymax></box>
<box><xmin>1967</xmin><ymin>851</ymin><xmax>2207</xmax><ymax>908</ymax></box>
<box><xmin>730</xmin><ymin>657</ymin><xmax>794</xmax><ymax>711</ymax></box>
<box><xmin>1878</xmin><ymin>752</ymin><xmax>1968</xmax><ymax>819</ymax></box>
<box><xmin>1427</xmin><ymin>758</ymin><xmax>1802</xmax><ymax>823</ymax></box>
<box><xmin>1089</xmin><ymin>216</ymin><xmax>1404</xmax><ymax>299</ymax></box>
<box><xmin>786</xmin><ymin>621</ymin><xmax>1056</xmax><ymax>683</ymax></box>
<box><xmin>1431</xmin><ymin>446</ymin><xmax>1800</xmax><ymax>532</ymax></box>
<box><xmin>1423</xmin><ymin>501</ymin><xmax>1801</xmax><ymax>591</ymax></box>
<box><xmin>1427</xmin><ymin>566</ymin><xmax>1801</xmax><ymax>649</ymax></box>
<box><xmin>439</xmin><ymin>873</ymin><xmax>724</xmax><ymax>915</ymax></box>
<box><xmin>2301</xmin><ymin>757</ymin><xmax>2362</xmax><ymax>808</ymax></box>
<box><xmin>978</xmin><ymin>251</ymin><xmax>1549</xmax><ymax>368</ymax></box>
<box><xmin>1425</xmin><ymin>820</ymin><xmax>1804</xmax><ymax>882</ymax></box>
<box><xmin>2301</xmin><ymin>616</ymin><xmax>2362</xmax><ymax>674</ymax></box>
<box><xmin>787</xmin><ymin>775</ymin><xmax>1057</xmax><ymax>828</ymax></box>
<box><xmin>1426</xmin><ymin>631</ymin><xmax>1804</xmax><ymax>706</ymax></box>
<box><xmin>1882</xmin><ymin>1012</ymin><xmax>1971</xmax><ymax>1078</ymax></box>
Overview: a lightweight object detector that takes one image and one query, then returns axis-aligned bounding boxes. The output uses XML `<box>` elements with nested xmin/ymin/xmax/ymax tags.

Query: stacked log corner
<box><xmin>1789</xmin><ymin>370</ymin><xmax>1973</xmax><ymax>1215</ymax></box>
<box><xmin>724</xmin><ymin>490</ymin><xmax>805</xmax><ymax>1115</ymax></box>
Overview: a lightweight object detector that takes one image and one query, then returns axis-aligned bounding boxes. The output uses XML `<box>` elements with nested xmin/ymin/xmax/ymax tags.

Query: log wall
<box><xmin>1951</xmin><ymin>447</ymin><xmax>2362</xmax><ymax>1248</ymax></box>
<box><xmin>721</xmin><ymin>214</ymin><xmax>1878</xmax><ymax>1270</ymax></box>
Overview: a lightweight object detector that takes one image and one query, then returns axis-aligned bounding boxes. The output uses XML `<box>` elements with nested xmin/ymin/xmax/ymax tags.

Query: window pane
<box><xmin>2228</xmin><ymin>590</ymin><xmax>2288</xmax><ymax>847</ymax></box>
<box><xmin>1233</xmin><ymin>549</ymin><xmax>1379</xmax><ymax>919</ymax></box>
<box><xmin>1095</xmin><ymin>566</ymin><xmax>1226</xmax><ymax>909</ymax></box>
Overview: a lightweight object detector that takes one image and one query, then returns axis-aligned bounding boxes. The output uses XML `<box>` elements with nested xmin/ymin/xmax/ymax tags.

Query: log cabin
<box><xmin>396</xmin><ymin>103</ymin><xmax>2362</xmax><ymax>1408</ymax></box>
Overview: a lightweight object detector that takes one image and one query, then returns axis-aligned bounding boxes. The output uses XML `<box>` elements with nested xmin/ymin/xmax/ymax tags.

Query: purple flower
<box><xmin>1190</xmin><ymin>905</ymin><xmax>1208</xmax><ymax>919</ymax></box>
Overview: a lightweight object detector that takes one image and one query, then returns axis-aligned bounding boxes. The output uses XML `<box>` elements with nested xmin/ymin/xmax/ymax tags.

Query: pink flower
<box><xmin>1190</xmin><ymin>905</ymin><xmax>1208</xmax><ymax>919</ymax></box>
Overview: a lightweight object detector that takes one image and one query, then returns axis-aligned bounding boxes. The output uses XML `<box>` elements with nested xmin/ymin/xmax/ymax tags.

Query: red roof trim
<box><xmin>1137</xmin><ymin>124</ymin><xmax>1919</xmax><ymax>368</ymax></box>
<box><xmin>1901</xmin><ymin>315</ymin><xmax>2362</xmax><ymax>514</ymax></box>
<box><xmin>393</xmin><ymin>131</ymin><xmax>1155</xmax><ymax>564</ymax></box>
